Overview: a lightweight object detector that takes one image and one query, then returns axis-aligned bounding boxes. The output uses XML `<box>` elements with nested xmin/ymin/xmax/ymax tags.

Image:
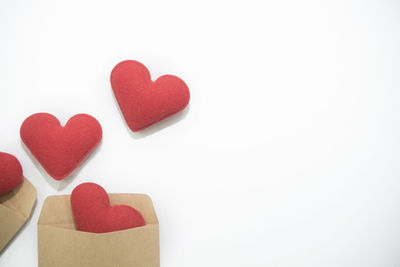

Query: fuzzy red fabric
<box><xmin>20</xmin><ymin>113</ymin><xmax>102</xmax><ymax>181</ymax></box>
<box><xmin>0</xmin><ymin>152</ymin><xmax>24</xmax><ymax>195</ymax></box>
<box><xmin>71</xmin><ymin>182</ymin><xmax>146</xmax><ymax>233</ymax></box>
<box><xmin>110</xmin><ymin>60</ymin><xmax>190</xmax><ymax>132</ymax></box>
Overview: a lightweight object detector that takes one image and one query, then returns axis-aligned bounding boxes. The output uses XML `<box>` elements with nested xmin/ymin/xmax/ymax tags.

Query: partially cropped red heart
<box><xmin>0</xmin><ymin>152</ymin><xmax>24</xmax><ymax>195</ymax></box>
<box><xmin>110</xmin><ymin>60</ymin><xmax>190</xmax><ymax>132</ymax></box>
<box><xmin>71</xmin><ymin>182</ymin><xmax>145</xmax><ymax>233</ymax></box>
<box><xmin>20</xmin><ymin>113</ymin><xmax>102</xmax><ymax>181</ymax></box>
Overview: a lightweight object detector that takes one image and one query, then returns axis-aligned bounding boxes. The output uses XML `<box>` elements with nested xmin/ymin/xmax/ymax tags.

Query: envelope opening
<box><xmin>0</xmin><ymin>178</ymin><xmax>37</xmax><ymax>219</ymax></box>
<box><xmin>38</xmin><ymin>193</ymin><xmax>159</xmax><ymax>231</ymax></box>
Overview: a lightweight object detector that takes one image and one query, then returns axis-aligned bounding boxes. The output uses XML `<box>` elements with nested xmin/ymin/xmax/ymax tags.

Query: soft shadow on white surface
<box><xmin>21</xmin><ymin>141</ymin><xmax>102</xmax><ymax>191</ymax></box>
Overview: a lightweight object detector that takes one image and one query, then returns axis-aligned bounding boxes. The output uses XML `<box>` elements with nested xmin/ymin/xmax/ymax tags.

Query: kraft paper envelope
<box><xmin>38</xmin><ymin>193</ymin><xmax>160</xmax><ymax>267</ymax></box>
<box><xmin>0</xmin><ymin>178</ymin><xmax>37</xmax><ymax>252</ymax></box>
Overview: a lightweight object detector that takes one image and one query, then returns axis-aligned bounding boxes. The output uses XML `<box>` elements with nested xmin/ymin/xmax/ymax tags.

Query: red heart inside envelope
<box><xmin>110</xmin><ymin>60</ymin><xmax>190</xmax><ymax>132</ymax></box>
<box><xmin>71</xmin><ymin>183</ymin><xmax>146</xmax><ymax>233</ymax></box>
<box><xmin>0</xmin><ymin>152</ymin><xmax>23</xmax><ymax>195</ymax></box>
<box><xmin>20</xmin><ymin>113</ymin><xmax>102</xmax><ymax>181</ymax></box>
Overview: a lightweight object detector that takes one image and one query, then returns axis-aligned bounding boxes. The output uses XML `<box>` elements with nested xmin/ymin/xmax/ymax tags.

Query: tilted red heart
<box><xmin>20</xmin><ymin>113</ymin><xmax>102</xmax><ymax>181</ymax></box>
<box><xmin>110</xmin><ymin>60</ymin><xmax>190</xmax><ymax>132</ymax></box>
<box><xmin>0</xmin><ymin>152</ymin><xmax>24</xmax><ymax>195</ymax></box>
<box><xmin>71</xmin><ymin>183</ymin><xmax>145</xmax><ymax>233</ymax></box>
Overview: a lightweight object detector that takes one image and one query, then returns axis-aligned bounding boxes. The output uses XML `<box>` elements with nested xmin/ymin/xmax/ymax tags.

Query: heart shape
<box><xmin>20</xmin><ymin>113</ymin><xmax>102</xmax><ymax>180</ymax></box>
<box><xmin>0</xmin><ymin>152</ymin><xmax>23</xmax><ymax>195</ymax></box>
<box><xmin>71</xmin><ymin>183</ymin><xmax>146</xmax><ymax>233</ymax></box>
<box><xmin>110</xmin><ymin>60</ymin><xmax>190</xmax><ymax>132</ymax></box>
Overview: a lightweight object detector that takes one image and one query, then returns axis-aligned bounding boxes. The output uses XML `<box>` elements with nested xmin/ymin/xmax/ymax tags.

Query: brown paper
<box><xmin>0</xmin><ymin>178</ymin><xmax>37</xmax><ymax>251</ymax></box>
<box><xmin>38</xmin><ymin>193</ymin><xmax>160</xmax><ymax>267</ymax></box>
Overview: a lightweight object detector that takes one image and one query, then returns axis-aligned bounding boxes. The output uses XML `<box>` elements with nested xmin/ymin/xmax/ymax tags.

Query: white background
<box><xmin>1</xmin><ymin>0</ymin><xmax>400</xmax><ymax>266</ymax></box>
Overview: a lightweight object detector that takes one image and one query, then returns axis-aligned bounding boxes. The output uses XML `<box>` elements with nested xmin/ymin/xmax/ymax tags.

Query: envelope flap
<box><xmin>38</xmin><ymin>193</ymin><xmax>158</xmax><ymax>229</ymax></box>
<box><xmin>0</xmin><ymin>204</ymin><xmax>26</xmax><ymax>251</ymax></box>
<box><xmin>0</xmin><ymin>178</ymin><xmax>37</xmax><ymax>219</ymax></box>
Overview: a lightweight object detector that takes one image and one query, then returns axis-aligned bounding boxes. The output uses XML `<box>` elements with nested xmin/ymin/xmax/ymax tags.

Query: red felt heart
<box><xmin>20</xmin><ymin>113</ymin><xmax>102</xmax><ymax>181</ymax></box>
<box><xmin>71</xmin><ymin>182</ymin><xmax>145</xmax><ymax>233</ymax></box>
<box><xmin>110</xmin><ymin>60</ymin><xmax>190</xmax><ymax>132</ymax></box>
<box><xmin>0</xmin><ymin>152</ymin><xmax>24</xmax><ymax>195</ymax></box>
